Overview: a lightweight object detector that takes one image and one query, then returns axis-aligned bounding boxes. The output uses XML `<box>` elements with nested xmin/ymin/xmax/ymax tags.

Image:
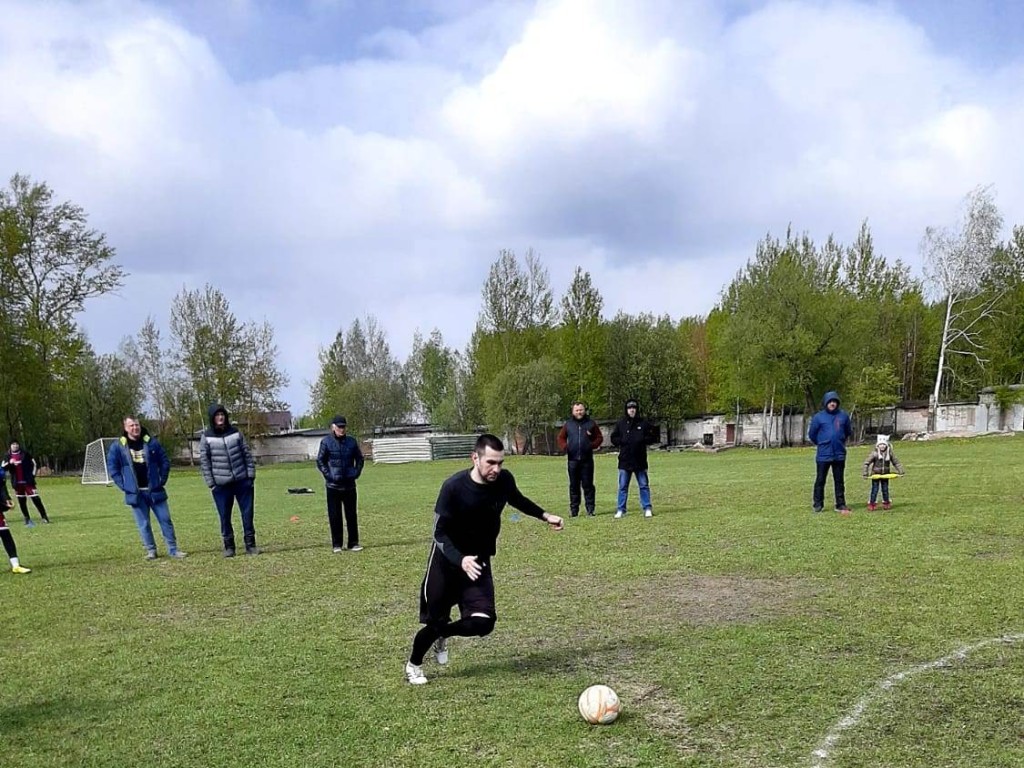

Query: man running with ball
<box><xmin>405</xmin><ymin>433</ymin><xmax>564</xmax><ymax>685</ymax></box>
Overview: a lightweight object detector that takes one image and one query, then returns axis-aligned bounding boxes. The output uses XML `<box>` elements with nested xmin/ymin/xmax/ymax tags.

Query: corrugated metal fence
<box><xmin>372</xmin><ymin>434</ymin><xmax>479</xmax><ymax>464</ymax></box>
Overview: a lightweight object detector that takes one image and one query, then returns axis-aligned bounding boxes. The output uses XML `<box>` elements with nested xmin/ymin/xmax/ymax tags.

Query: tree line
<box><xmin>3</xmin><ymin>174</ymin><xmax>1022</xmax><ymax>465</ymax></box>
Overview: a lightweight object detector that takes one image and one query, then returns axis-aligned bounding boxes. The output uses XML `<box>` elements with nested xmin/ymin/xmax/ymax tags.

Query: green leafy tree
<box><xmin>311</xmin><ymin>316</ymin><xmax>408</xmax><ymax>435</ymax></box>
<box><xmin>979</xmin><ymin>226</ymin><xmax>1024</xmax><ymax>386</ymax></box>
<box><xmin>604</xmin><ymin>312</ymin><xmax>694</xmax><ymax>424</ymax></box>
<box><xmin>717</xmin><ymin>229</ymin><xmax>848</xmax><ymax>413</ymax></box>
<box><xmin>558</xmin><ymin>266</ymin><xmax>606</xmax><ymax>412</ymax></box>
<box><xmin>169</xmin><ymin>285</ymin><xmax>289</xmax><ymax>433</ymax></box>
<box><xmin>470</xmin><ymin>248</ymin><xmax>557</xmax><ymax>408</ymax></box>
<box><xmin>485</xmin><ymin>357</ymin><xmax>563</xmax><ymax>454</ymax></box>
<box><xmin>0</xmin><ymin>174</ymin><xmax>126</xmax><ymax>463</ymax></box>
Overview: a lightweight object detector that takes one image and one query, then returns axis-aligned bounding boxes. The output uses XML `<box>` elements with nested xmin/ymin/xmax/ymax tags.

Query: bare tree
<box><xmin>921</xmin><ymin>186</ymin><xmax>1004</xmax><ymax>428</ymax></box>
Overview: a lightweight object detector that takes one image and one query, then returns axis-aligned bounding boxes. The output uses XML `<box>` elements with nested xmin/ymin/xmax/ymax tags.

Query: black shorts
<box><xmin>419</xmin><ymin>542</ymin><xmax>496</xmax><ymax>625</ymax></box>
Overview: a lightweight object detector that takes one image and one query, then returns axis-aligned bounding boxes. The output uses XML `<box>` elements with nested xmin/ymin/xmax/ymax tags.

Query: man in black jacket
<box><xmin>556</xmin><ymin>401</ymin><xmax>604</xmax><ymax>517</ymax></box>
<box><xmin>610</xmin><ymin>399</ymin><xmax>659</xmax><ymax>518</ymax></box>
<box><xmin>316</xmin><ymin>415</ymin><xmax>365</xmax><ymax>552</ymax></box>
<box><xmin>404</xmin><ymin>434</ymin><xmax>563</xmax><ymax>685</ymax></box>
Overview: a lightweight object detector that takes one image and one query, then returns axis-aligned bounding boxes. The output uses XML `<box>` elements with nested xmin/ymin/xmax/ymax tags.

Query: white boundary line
<box><xmin>810</xmin><ymin>633</ymin><xmax>1024</xmax><ymax>768</ymax></box>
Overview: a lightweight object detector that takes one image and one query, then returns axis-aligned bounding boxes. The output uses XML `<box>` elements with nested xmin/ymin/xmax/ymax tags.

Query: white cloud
<box><xmin>2</xmin><ymin>0</ymin><xmax>1023</xmax><ymax>414</ymax></box>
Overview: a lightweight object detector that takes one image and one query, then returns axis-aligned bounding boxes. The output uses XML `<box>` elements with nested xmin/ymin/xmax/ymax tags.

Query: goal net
<box><xmin>82</xmin><ymin>438</ymin><xmax>118</xmax><ymax>485</ymax></box>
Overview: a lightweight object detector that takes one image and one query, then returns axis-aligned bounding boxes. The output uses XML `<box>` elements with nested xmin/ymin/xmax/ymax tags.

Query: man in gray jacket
<box><xmin>199</xmin><ymin>404</ymin><xmax>258</xmax><ymax>556</ymax></box>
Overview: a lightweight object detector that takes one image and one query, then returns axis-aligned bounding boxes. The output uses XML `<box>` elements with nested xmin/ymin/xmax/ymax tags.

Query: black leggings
<box><xmin>410</xmin><ymin>615</ymin><xmax>496</xmax><ymax>665</ymax></box>
<box><xmin>1</xmin><ymin>528</ymin><xmax>17</xmax><ymax>559</ymax></box>
<box><xmin>17</xmin><ymin>495</ymin><xmax>48</xmax><ymax>521</ymax></box>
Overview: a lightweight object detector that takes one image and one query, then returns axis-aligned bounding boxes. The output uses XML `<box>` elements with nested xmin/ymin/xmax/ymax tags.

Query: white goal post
<box><xmin>82</xmin><ymin>438</ymin><xmax>119</xmax><ymax>485</ymax></box>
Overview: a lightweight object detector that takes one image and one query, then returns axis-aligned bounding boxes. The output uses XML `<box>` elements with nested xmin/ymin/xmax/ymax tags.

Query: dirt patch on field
<box><xmin>593</xmin><ymin>573</ymin><xmax>819</xmax><ymax>627</ymax></box>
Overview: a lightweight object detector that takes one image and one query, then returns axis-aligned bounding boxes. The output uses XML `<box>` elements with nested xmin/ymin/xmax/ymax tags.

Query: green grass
<box><xmin>2</xmin><ymin>436</ymin><xmax>1024</xmax><ymax>767</ymax></box>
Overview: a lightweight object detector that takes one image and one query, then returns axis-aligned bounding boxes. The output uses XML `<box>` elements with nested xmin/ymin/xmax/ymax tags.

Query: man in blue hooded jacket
<box><xmin>807</xmin><ymin>390</ymin><xmax>853</xmax><ymax>513</ymax></box>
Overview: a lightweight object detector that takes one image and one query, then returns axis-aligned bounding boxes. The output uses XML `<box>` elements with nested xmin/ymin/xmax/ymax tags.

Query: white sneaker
<box><xmin>644</xmin><ymin>508</ymin><xmax>653</xmax><ymax>518</ymax></box>
<box><xmin>613</xmin><ymin>510</ymin><xmax>625</xmax><ymax>519</ymax></box>
<box><xmin>405</xmin><ymin>661</ymin><xmax>428</xmax><ymax>685</ymax></box>
<box><xmin>434</xmin><ymin>637</ymin><xmax>449</xmax><ymax>665</ymax></box>
<box><xmin>332</xmin><ymin>547</ymin><xmax>343</xmax><ymax>554</ymax></box>
<box><xmin>349</xmin><ymin>545</ymin><xmax>364</xmax><ymax>552</ymax></box>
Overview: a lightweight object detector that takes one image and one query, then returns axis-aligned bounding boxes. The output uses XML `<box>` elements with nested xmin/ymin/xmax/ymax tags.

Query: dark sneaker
<box><xmin>224</xmin><ymin>548</ymin><xmax>236</xmax><ymax>558</ymax></box>
<box><xmin>813</xmin><ymin>506</ymin><xmax>824</xmax><ymax>513</ymax></box>
<box><xmin>168</xmin><ymin>551</ymin><xmax>188</xmax><ymax>559</ymax></box>
<box><xmin>586</xmin><ymin>510</ymin><xmax>596</xmax><ymax>517</ymax></box>
<box><xmin>245</xmin><ymin>546</ymin><xmax>261</xmax><ymax>556</ymax></box>
<box><xmin>24</xmin><ymin>519</ymin><xmax>35</xmax><ymax>528</ymax></box>
<box><xmin>882</xmin><ymin>501</ymin><xmax>892</xmax><ymax>511</ymax></box>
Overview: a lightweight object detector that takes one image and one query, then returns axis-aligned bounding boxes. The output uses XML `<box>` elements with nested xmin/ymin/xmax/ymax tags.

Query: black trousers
<box><xmin>567</xmin><ymin>459</ymin><xmax>596</xmax><ymax>515</ymax></box>
<box><xmin>326</xmin><ymin>486</ymin><xmax>358</xmax><ymax>548</ymax></box>
<box><xmin>813</xmin><ymin>460</ymin><xmax>846</xmax><ymax>510</ymax></box>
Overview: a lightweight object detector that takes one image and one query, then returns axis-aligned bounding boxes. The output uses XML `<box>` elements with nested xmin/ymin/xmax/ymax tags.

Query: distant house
<box><xmin>233</xmin><ymin>410</ymin><xmax>294</xmax><ymax>435</ymax></box>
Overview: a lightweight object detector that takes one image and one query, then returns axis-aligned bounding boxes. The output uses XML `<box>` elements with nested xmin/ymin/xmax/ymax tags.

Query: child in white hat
<box><xmin>862</xmin><ymin>435</ymin><xmax>905</xmax><ymax>510</ymax></box>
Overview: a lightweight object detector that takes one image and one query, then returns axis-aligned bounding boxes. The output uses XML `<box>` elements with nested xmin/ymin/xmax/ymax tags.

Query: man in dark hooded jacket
<box><xmin>807</xmin><ymin>390</ymin><xmax>853</xmax><ymax>513</ymax></box>
<box><xmin>610</xmin><ymin>399</ymin><xmax>660</xmax><ymax>518</ymax></box>
<box><xmin>199</xmin><ymin>404</ymin><xmax>258</xmax><ymax>556</ymax></box>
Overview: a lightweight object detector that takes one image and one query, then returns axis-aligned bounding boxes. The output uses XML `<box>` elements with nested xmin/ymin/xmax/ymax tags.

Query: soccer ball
<box><xmin>578</xmin><ymin>684</ymin><xmax>620</xmax><ymax>724</ymax></box>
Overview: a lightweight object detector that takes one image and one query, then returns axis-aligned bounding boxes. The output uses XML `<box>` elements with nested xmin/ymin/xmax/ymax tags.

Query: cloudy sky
<box><xmin>2</xmin><ymin>0</ymin><xmax>1023</xmax><ymax>415</ymax></box>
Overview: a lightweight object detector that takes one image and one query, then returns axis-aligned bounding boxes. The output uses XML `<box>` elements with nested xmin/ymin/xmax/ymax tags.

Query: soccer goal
<box><xmin>82</xmin><ymin>438</ymin><xmax>118</xmax><ymax>485</ymax></box>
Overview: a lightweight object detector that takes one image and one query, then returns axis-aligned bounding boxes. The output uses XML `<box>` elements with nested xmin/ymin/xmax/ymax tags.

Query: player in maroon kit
<box><xmin>2</xmin><ymin>441</ymin><xmax>50</xmax><ymax>526</ymax></box>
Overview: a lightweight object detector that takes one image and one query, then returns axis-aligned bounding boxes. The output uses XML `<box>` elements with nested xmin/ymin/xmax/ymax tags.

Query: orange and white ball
<box><xmin>578</xmin><ymin>684</ymin><xmax>620</xmax><ymax>724</ymax></box>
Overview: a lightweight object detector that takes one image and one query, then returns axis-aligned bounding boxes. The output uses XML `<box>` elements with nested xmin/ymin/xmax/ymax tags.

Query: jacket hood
<box><xmin>822</xmin><ymin>391</ymin><xmax>841</xmax><ymax>408</ymax></box>
<box><xmin>207</xmin><ymin>404</ymin><xmax>231</xmax><ymax>429</ymax></box>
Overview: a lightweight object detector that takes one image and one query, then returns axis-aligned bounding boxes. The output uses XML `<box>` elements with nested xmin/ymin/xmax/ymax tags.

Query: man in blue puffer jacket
<box><xmin>107</xmin><ymin>416</ymin><xmax>187</xmax><ymax>560</ymax></box>
<box><xmin>807</xmin><ymin>390</ymin><xmax>853</xmax><ymax>513</ymax></box>
<box><xmin>316</xmin><ymin>415</ymin><xmax>364</xmax><ymax>552</ymax></box>
<box><xmin>200</xmin><ymin>404</ymin><xmax>258</xmax><ymax>556</ymax></box>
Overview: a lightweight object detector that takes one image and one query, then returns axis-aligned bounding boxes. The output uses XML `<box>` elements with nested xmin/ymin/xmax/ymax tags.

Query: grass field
<box><xmin>2</xmin><ymin>435</ymin><xmax>1023</xmax><ymax>768</ymax></box>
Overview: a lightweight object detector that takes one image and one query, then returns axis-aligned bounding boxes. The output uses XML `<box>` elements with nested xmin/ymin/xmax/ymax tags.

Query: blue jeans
<box><xmin>130</xmin><ymin>491</ymin><xmax>180</xmax><ymax>554</ymax></box>
<box><xmin>212</xmin><ymin>480</ymin><xmax>256</xmax><ymax>545</ymax></box>
<box><xmin>870</xmin><ymin>479</ymin><xmax>890</xmax><ymax>504</ymax></box>
<box><xmin>617</xmin><ymin>470</ymin><xmax>651</xmax><ymax>512</ymax></box>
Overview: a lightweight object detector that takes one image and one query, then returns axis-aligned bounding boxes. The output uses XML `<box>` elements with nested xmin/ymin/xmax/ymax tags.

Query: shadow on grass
<box><xmin>265</xmin><ymin>537</ymin><xmax>426</xmax><ymax>554</ymax></box>
<box><xmin>0</xmin><ymin>693</ymin><xmax>132</xmax><ymax>732</ymax></box>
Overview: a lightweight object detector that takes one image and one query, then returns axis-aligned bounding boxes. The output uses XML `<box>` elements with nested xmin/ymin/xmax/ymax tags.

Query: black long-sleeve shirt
<box><xmin>432</xmin><ymin>469</ymin><xmax>546</xmax><ymax>566</ymax></box>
